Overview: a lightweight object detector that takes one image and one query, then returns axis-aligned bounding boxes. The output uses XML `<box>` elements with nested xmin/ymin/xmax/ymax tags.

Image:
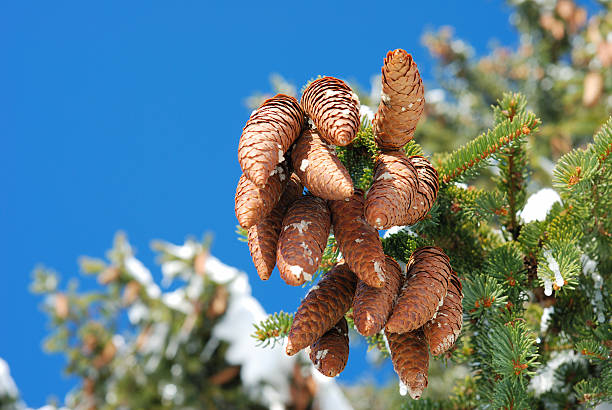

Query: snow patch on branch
<box><xmin>520</xmin><ymin>188</ymin><xmax>561</xmax><ymax>223</ymax></box>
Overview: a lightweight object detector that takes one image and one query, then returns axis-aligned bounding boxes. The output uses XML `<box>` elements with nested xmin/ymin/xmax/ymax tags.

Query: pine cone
<box><xmin>353</xmin><ymin>256</ymin><xmax>403</xmax><ymax>336</ymax></box>
<box><xmin>291</xmin><ymin>129</ymin><xmax>354</xmax><ymax>200</ymax></box>
<box><xmin>403</xmin><ymin>156</ymin><xmax>439</xmax><ymax>225</ymax></box>
<box><xmin>373</xmin><ymin>49</ymin><xmax>425</xmax><ymax>150</ymax></box>
<box><xmin>329</xmin><ymin>190</ymin><xmax>386</xmax><ymax>288</ymax></box>
<box><xmin>235</xmin><ymin>164</ymin><xmax>287</xmax><ymax>228</ymax></box>
<box><xmin>277</xmin><ymin>195</ymin><xmax>331</xmax><ymax>286</ymax></box>
<box><xmin>387</xmin><ymin>330</ymin><xmax>429</xmax><ymax>400</ymax></box>
<box><xmin>365</xmin><ymin>151</ymin><xmax>419</xmax><ymax>229</ymax></box>
<box><xmin>386</xmin><ymin>247</ymin><xmax>451</xmax><ymax>333</ymax></box>
<box><xmin>300</xmin><ymin>77</ymin><xmax>360</xmax><ymax>146</ymax></box>
<box><xmin>248</xmin><ymin>174</ymin><xmax>303</xmax><ymax>280</ymax></box>
<box><xmin>238</xmin><ymin>94</ymin><xmax>305</xmax><ymax>187</ymax></box>
<box><xmin>286</xmin><ymin>262</ymin><xmax>357</xmax><ymax>355</ymax></box>
<box><xmin>423</xmin><ymin>272</ymin><xmax>463</xmax><ymax>356</ymax></box>
<box><xmin>309</xmin><ymin>317</ymin><xmax>349</xmax><ymax>377</ymax></box>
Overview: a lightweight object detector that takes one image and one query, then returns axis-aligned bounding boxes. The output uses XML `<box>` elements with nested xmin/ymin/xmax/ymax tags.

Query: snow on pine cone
<box><xmin>403</xmin><ymin>156</ymin><xmax>439</xmax><ymax>225</ymax></box>
<box><xmin>247</xmin><ymin>174</ymin><xmax>303</xmax><ymax>280</ymax></box>
<box><xmin>365</xmin><ymin>151</ymin><xmax>419</xmax><ymax>229</ymax></box>
<box><xmin>286</xmin><ymin>262</ymin><xmax>357</xmax><ymax>356</ymax></box>
<box><xmin>353</xmin><ymin>255</ymin><xmax>404</xmax><ymax>336</ymax></box>
<box><xmin>276</xmin><ymin>195</ymin><xmax>331</xmax><ymax>286</ymax></box>
<box><xmin>300</xmin><ymin>77</ymin><xmax>361</xmax><ymax>146</ymax></box>
<box><xmin>235</xmin><ymin>164</ymin><xmax>288</xmax><ymax>229</ymax></box>
<box><xmin>329</xmin><ymin>190</ymin><xmax>387</xmax><ymax>288</ymax></box>
<box><xmin>387</xmin><ymin>329</ymin><xmax>429</xmax><ymax>400</ymax></box>
<box><xmin>386</xmin><ymin>247</ymin><xmax>452</xmax><ymax>334</ymax></box>
<box><xmin>238</xmin><ymin>94</ymin><xmax>305</xmax><ymax>188</ymax></box>
<box><xmin>373</xmin><ymin>49</ymin><xmax>425</xmax><ymax>151</ymax></box>
<box><xmin>309</xmin><ymin>317</ymin><xmax>349</xmax><ymax>377</ymax></box>
<box><xmin>291</xmin><ymin>129</ymin><xmax>354</xmax><ymax>200</ymax></box>
<box><xmin>423</xmin><ymin>271</ymin><xmax>463</xmax><ymax>356</ymax></box>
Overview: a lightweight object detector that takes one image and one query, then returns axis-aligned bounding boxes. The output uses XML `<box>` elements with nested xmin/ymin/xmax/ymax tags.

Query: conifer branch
<box><xmin>437</xmin><ymin>112</ymin><xmax>539</xmax><ymax>184</ymax></box>
<box><xmin>463</xmin><ymin>274</ymin><xmax>508</xmax><ymax>318</ymax></box>
<box><xmin>251</xmin><ymin>311</ymin><xmax>294</xmax><ymax>347</ymax></box>
<box><xmin>490</xmin><ymin>318</ymin><xmax>538</xmax><ymax>379</ymax></box>
<box><xmin>336</xmin><ymin>121</ymin><xmax>379</xmax><ymax>191</ymax></box>
<box><xmin>593</xmin><ymin>115</ymin><xmax>612</xmax><ymax>164</ymax></box>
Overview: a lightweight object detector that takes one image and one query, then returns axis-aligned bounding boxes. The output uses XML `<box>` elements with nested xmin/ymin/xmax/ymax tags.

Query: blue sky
<box><xmin>0</xmin><ymin>1</ymin><xmax>523</xmax><ymax>406</ymax></box>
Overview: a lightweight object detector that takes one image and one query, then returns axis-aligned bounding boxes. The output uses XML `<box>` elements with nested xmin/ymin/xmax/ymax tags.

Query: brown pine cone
<box><xmin>238</xmin><ymin>94</ymin><xmax>305</xmax><ymax>187</ymax></box>
<box><xmin>286</xmin><ymin>262</ymin><xmax>357</xmax><ymax>355</ymax></box>
<box><xmin>404</xmin><ymin>156</ymin><xmax>440</xmax><ymax>225</ymax></box>
<box><xmin>277</xmin><ymin>195</ymin><xmax>331</xmax><ymax>286</ymax></box>
<box><xmin>248</xmin><ymin>174</ymin><xmax>303</xmax><ymax>280</ymax></box>
<box><xmin>365</xmin><ymin>151</ymin><xmax>419</xmax><ymax>229</ymax></box>
<box><xmin>423</xmin><ymin>272</ymin><xmax>463</xmax><ymax>356</ymax></box>
<box><xmin>309</xmin><ymin>317</ymin><xmax>349</xmax><ymax>377</ymax></box>
<box><xmin>373</xmin><ymin>49</ymin><xmax>425</xmax><ymax>150</ymax></box>
<box><xmin>353</xmin><ymin>256</ymin><xmax>403</xmax><ymax>336</ymax></box>
<box><xmin>291</xmin><ymin>129</ymin><xmax>354</xmax><ymax>200</ymax></box>
<box><xmin>235</xmin><ymin>165</ymin><xmax>288</xmax><ymax>229</ymax></box>
<box><xmin>387</xmin><ymin>330</ymin><xmax>429</xmax><ymax>400</ymax></box>
<box><xmin>300</xmin><ymin>77</ymin><xmax>360</xmax><ymax>146</ymax></box>
<box><xmin>386</xmin><ymin>247</ymin><xmax>452</xmax><ymax>334</ymax></box>
<box><xmin>329</xmin><ymin>190</ymin><xmax>386</xmax><ymax>288</ymax></box>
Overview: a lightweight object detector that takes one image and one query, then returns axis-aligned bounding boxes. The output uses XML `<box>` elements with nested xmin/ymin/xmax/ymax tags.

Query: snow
<box><xmin>540</xmin><ymin>307</ymin><xmax>554</xmax><ymax>333</ymax></box>
<box><xmin>299</xmin><ymin>159</ymin><xmax>309</xmax><ymax>172</ymax></box>
<box><xmin>156</xmin><ymin>240</ymin><xmax>199</xmax><ymax>260</ymax></box>
<box><xmin>543</xmin><ymin>278</ymin><xmax>553</xmax><ymax>296</ymax></box>
<box><xmin>376</xmin><ymin>172</ymin><xmax>393</xmax><ymax>181</ymax></box>
<box><xmin>0</xmin><ymin>357</ymin><xmax>18</xmax><ymax>399</ymax></box>
<box><xmin>128</xmin><ymin>301</ymin><xmax>149</xmax><ymax>324</ymax></box>
<box><xmin>285</xmin><ymin>220</ymin><xmax>312</xmax><ymax>234</ymax></box>
<box><xmin>359</xmin><ymin>105</ymin><xmax>375</xmax><ymax>122</ymax></box>
<box><xmin>520</xmin><ymin>188</ymin><xmax>561</xmax><ymax>223</ymax></box>
<box><xmin>398</xmin><ymin>380</ymin><xmax>408</xmax><ymax>396</ymax></box>
<box><xmin>425</xmin><ymin>89</ymin><xmax>445</xmax><ymax>104</ymax></box>
<box><xmin>161</xmin><ymin>260</ymin><xmax>190</xmax><ymax>281</ymax></box>
<box><xmin>530</xmin><ymin>350</ymin><xmax>579</xmax><ymax>395</ymax></box>
<box><xmin>124</xmin><ymin>256</ymin><xmax>161</xmax><ymax>299</ymax></box>
<box><xmin>311</xmin><ymin>370</ymin><xmax>353</xmax><ymax>410</ymax></box>
<box><xmin>383</xmin><ymin>225</ymin><xmax>409</xmax><ymax>239</ymax></box>
<box><xmin>583</xmin><ymin>255</ymin><xmax>606</xmax><ymax>323</ymax></box>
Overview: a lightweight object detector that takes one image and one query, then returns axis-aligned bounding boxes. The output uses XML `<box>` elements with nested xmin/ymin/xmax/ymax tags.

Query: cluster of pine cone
<box><xmin>235</xmin><ymin>49</ymin><xmax>463</xmax><ymax>400</ymax></box>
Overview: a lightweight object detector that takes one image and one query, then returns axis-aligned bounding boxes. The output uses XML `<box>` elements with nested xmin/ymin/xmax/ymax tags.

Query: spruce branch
<box><xmin>437</xmin><ymin>112</ymin><xmax>539</xmax><ymax>183</ymax></box>
<box><xmin>446</xmin><ymin>185</ymin><xmax>508</xmax><ymax>224</ymax></box>
<box><xmin>251</xmin><ymin>311</ymin><xmax>294</xmax><ymax>347</ymax></box>
<box><xmin>235</xmin><ymin>225</ymin><xmax>248</xmax><ymax>243</ymax></box>
<box><xmin>537</xmin><ymin>239</ymin><xmax>582</xmax><ymax>294</ymax></box>
<box><xmin>336</xmin><ymin>120</ymin><xmax>379</xmax><ymax>191</ymax></box>
<box><xmin>490</xmin><ymin>318</ymin><xmax>538</xmax><ymax>379</ymax></box>
<box><xmin>463</xmin><ymin>274</ymin><xmax>508</xmax><ymax>319</ymax></box>
<box><xmin>593</xmin><ymin>115</ymin><xmax>612</xmax><ymax>165</ymax></box>
<box><xmin>491</xmin><ymin>377</ymin><xmax>532</xmax><ymax>410</ymax></box>
<box><xmin>306</xmin><ymin>235</ymin><xmax>340</xmax><ymax>284</ymax></box>
<box><xmin>552</xmin><ymin>148</ymin><xmax>599</xmax><ymax>198</ymax></box>
<box><xmin>381</xmin><ymin>229</ymin><xmax>433</xmax><ymax>264</ymax></box>
<box><xmin>483</xmin><ymin>243</ymin><xmax>527</xmax><ymax>306</ymax></box>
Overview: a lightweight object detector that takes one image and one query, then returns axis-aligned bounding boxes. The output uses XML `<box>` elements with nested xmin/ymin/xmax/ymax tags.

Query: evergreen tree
<box><xmin>28</xmin><ymin>233</ymin><xmax>350</xmax><ymax>409</ymax></box>
<box><xmin>246</xmin><ymin>1</ymin><xmax>612</xmax><ymax>404</ymax></box>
